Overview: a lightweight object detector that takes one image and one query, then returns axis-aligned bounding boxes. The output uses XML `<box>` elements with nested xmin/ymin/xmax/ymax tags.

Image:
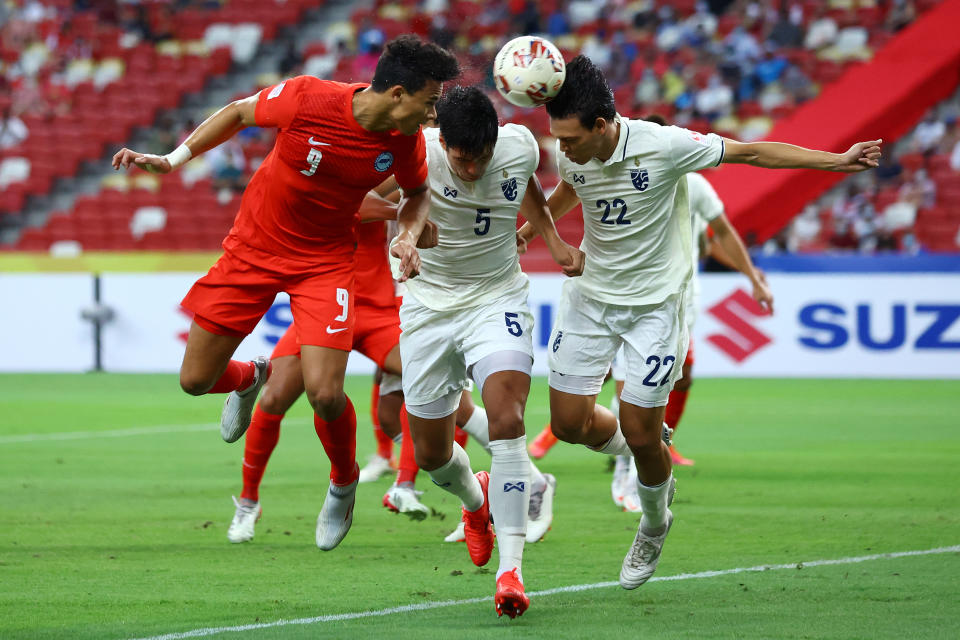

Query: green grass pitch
<box><xmin>2</xmin><ymin>375</ymin><xmax>958</xmax><ymax>639</ymax></box>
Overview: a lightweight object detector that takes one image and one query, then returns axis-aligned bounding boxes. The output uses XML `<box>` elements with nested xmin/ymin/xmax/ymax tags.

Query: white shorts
<box><xmin>379</xmin><ymin>372</ymin><xmax>403</xmax><ymax>396</ymax></box>
<box><xmin>399</xmin><ymin>285</ymin><xmax>535</xmax><ymax>409</ymax></box>
<box><xmin>548</xmin><ymin>279</ymin><xmax>688</xmax><ymax>408</ymax></box>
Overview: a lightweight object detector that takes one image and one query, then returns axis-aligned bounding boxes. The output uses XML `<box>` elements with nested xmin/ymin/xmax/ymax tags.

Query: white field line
<box><xmin>128</xmin><ymin>544</ymin><xmax>960</xmax><ymax>640</ymax></box>
<box><xmin>0</xmin><ymin>420</ymin><xmax>313</xmax><ymax>444</ymax></box>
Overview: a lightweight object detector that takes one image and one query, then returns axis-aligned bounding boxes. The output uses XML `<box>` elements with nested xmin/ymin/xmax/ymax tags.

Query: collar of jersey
<box><xmin>601</xmin><ymin>113</ymin><xmax>629</xmax><ymax>167</ymax></box>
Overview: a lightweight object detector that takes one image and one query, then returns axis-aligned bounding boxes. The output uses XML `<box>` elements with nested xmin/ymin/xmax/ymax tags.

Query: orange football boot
<box><xmin>529</xmin><ymin>424</ymin><xmax>558</xmax><ymax>459</ymax></box>
<box><xmin>462</xmin><ymin>471</ymin><xmax>494</xmax><ymax>566</ymax></box>
<box><xmin>495</xmin><ymin>568</ymin><xmax>529</xmax><ymax>618</ymax></box>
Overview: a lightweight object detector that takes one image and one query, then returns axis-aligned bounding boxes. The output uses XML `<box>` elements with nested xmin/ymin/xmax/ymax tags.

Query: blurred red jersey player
<box><xmin>111</xmin><ymin>35</ymin><xmax>460</xmax><ymax>551</ymax></box>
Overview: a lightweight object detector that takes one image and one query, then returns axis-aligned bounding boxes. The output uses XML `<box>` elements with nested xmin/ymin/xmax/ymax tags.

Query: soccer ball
<box><xmin>493</xmin><ymin>36</ymin><xmax>566</xmax><ymax>108</ymax></box>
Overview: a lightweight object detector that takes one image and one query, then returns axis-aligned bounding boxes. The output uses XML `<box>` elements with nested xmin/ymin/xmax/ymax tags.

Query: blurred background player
<box><xmin>397</xmin><ymin>86</ymin><xmax>583</xmax><ymax>618</ymax></box>
<box><xmin>521</xmin><ymin>55</ymin><xmax>881</xmax><ymax>591</ymax></box>
<box><xmin>113</xmin><ymin>35</ymin><xmax>459</xmax><ymax>551</ymax></box>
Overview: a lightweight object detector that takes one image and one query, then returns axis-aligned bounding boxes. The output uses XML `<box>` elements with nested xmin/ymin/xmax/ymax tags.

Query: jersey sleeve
<box><xmin>254</xmin><ymin>76</ymin><xmax>310</xmax><ymax>129</ymax></box>
<box><xmin>394</xmin><ymin>130</ymin><xmax>428</xmax><ymax>192</ymax></box>
<box><xmin>688</xmin><ymin>173</ymin><xmax>724</xmax><ymax>223</ymax></box>
<box><xmin>665</xmin><ymin>126</ymin><xmax>725</xmax><ymax>176</ymax></box>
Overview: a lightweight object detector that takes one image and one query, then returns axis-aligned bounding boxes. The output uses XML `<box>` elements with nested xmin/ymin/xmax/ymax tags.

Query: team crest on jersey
<box><xmin>500</xmin><ymin>177</ymin><xmax>518</xmax><ymax>201</ymax></box>
<box><xmin>443</xmin><ymin>186</ymin><xmax>458</xmax><ymax>198</ymax></box>
<box><xmin>572</xmin><ymin>173</ymin><xmax>586</xmax><ymax>184</ymax></box>
<box><xmin>374</xmin><ymin>152</ymin><xmax>394</xmax><ymax>172</ymax></box>
<box><xmin>630</xmin><ymin>169</ymin><xmax>650</xmax><ymax>192</ymax></box>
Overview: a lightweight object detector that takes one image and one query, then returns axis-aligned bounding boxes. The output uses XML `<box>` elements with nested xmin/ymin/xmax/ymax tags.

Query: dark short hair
<box><xmin>436</xmin><ymin>86</ymin><xmax>499</xmax><ymax>157</ymax></box>
<box><xmin>644</xmin><ymin>114</ymin><xmax>668</xmax><ymax>126</ymax></box>
<box><xmin>370</xmin><ymin>34</ymin><xmax>460</xmax><ymax>94</ymax></box>
<box><xmin>545</xmin><ymin>55</ymin><xmax>616</xmax><ymax>130</ymax></box>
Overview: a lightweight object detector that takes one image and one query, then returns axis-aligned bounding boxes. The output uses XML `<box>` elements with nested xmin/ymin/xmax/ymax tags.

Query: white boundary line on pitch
<box><xmin>0</xmin><ymin>419</ymin><xmax>314</xmax><ymax>444</ymax></box>
<box><xmin>128</xmin><ymin>545</ymin><xmax>960</xmax><ymax>640</ymax></box>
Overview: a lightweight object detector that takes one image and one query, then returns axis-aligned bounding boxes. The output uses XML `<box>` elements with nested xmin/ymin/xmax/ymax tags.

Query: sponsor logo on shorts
<box><xmin>326</xmin><ymin>326</ymin><xmax>348</xmax><ymax>334</ymax></box>
<box><xmin>432</xmin><ymin>479</ymin><xmax>452</xmax><ymax>488</ymax></box>
<box><xmin>374</xmin><ymin>151</ymin><xmax>394</xmax><ymax>172</ymax></box>
<box><xmin>500</xmin><ymin>177</ymin><xmax>518</xmax><ymax>201</ymax></box>
<box><xmin>307</xmin><ymin>137</ymin><xmax>331</xmax><ymax>146</ymax></box>
<box><xmin>630</xmin><ymin>168</ymin><xmax>649</xmax><ymax>192</ymax></box>
<box><xmin>552</xmin><ymin>331</ymin><xmax>563</xmax><ymax>353</ymax></box>
<box><xmin>503</xmin><ymin>482</ymin><xmax>525</xmax><ymax>492</ymax></box>
<box><xmin>706</xmin><ymin>289</ymin><xmax>771</xmax><ymax>363</ymax></box>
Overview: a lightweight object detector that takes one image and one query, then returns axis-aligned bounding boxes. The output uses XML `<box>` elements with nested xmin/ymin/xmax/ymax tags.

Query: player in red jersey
<box><xmin>112</xmin><ymin>35</ymin><xmax>460</xmax><ymax>551</ymax></box>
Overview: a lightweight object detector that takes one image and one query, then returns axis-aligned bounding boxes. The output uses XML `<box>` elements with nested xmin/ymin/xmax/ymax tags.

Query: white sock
<box><xmin>489</xmin><ymin>435</ymin><xmax>530</xmax><ymax>582</ymax></box>
<box><xmin>528</xmin><ymin>458</ymin><xmax>547</xmax><ymax>493</ymax></box>
<box><xmin>589</xmin><ymin>425</ymin><xmax>632</xmax><ymax>457</ymax></box>
<box><xmin>614</xmin><ymin>454</ymin><xmax>632</xmax><ymax>476</ymax></box>
<box><xmin>638</xmin><ymin>474</ymin><xmax>673</xmax><ymax>534</ymax></box>
<box><xmin>460</xmin><ymin>406</ymin><xmax>491</xmax><ymax>452</ymax></box>
<box><xmin>610</xmin><ymin>392</ymin><xmax>620</xmax><ymax>421</ymax></box>
<box><xmin>428</xmin><ymin>442</ymin><xmax>483</xmax><ymax>512</ymax></box>
<box><xmin>391</xmin><ymin>433</ymin><xmax>402</xmax><ymax>444</ymax></box>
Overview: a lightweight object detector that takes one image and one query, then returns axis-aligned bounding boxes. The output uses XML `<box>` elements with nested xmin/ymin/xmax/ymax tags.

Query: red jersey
<box><xmin>355</xmin><ymin>220</ymin><xmax>395</xmax><ymax>308</ymax></box>
<box><xmin>222</xmin><ymin>76</ymin><xmax>428</xmax><ymax>271</ymax></box>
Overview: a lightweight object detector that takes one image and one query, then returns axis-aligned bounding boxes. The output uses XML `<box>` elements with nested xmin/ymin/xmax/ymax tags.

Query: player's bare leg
<box><xmin>408</xmin><ymin>407</ymin><xmax>491</xmax><ymax>565</ymax></box>
<box><xmin>665</xmin><ymin>360</ymin><xmax>695</xmax><ymax>466</ymax></box>
<box><xmin>301</xmin><ymin>345</ymin><xmax>358</xmax><ymax>551</ymax></box>
<box><xmin>229</xmin><ymin>354</ymin><xmax>304</xmax><ymax>543</ymax></box>
<box><xmin>180</xmin><ymin>321</ymin><xmax>270</xmax><ymax>442</ymax></box>
<box><xmin>363</xmin><ymin>369</ymin><xmax>396</xmax><ymax>482</ymax></box>
<box><xmin>481</xmin><ymin>369</ymin><xmax>533</xmax><ymax>618</ymax></box>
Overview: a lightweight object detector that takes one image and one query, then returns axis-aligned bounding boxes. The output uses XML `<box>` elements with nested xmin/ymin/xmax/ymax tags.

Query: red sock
<box><xmin>240</xmin><ymin>406</ymin><xmax>283</xmax><ymax>502</ymax></box>
<box><xmin>396</xmin><ymin>404</ymin><xmax>419</xmax><ymax>485</ymax></box>
<box><xmin>314</xmin><ymin>396</ymin><xmax>359</xmax><ymax>486</ymax></box>
<box><xmin>208</xmin><ymin>360</ymin><xmax>256</xmax><ymax>394</ymax></box>
<box><xmin>664</xmin><ymin>389</ymin><xmax>690</xmax><ymax>433</ymax></box>
<box><xmin>454</xmin><ymin>426</ymin><xmax>469</xmax><ymax>449</ymax></box>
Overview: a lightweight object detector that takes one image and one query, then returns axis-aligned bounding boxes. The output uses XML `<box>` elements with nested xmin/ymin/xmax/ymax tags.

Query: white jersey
<box><xmin>556</xmin><ymin>116</ymin><xmax>725</xmax><ymax>306</ymax></box>
<box><xmin>403</xmin><ymin>124</ymin><xmax>539</xmax><ymax>311</ymax></box>
<box><xmin>686</xmin><ymin>171</ymin><xmax>724</xmax><ymax>306</ymax></box>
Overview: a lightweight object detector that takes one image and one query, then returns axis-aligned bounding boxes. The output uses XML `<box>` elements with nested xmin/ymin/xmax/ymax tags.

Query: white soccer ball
<box><xmin>493</xmin><ymin>36</ymin><xmax>566</xmax><ymax>108</ymax></box>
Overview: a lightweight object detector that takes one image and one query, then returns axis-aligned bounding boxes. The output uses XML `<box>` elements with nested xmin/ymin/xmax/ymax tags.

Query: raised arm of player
<box><xmin>390</xmin><ymin>182</ymin><xmax>431</xmax><ymax>281</ymax></box>
<box><xmin>112</xmin><ymin>94</ymin><xmax>260</xmax><ymax>174</ymax></box>
<box><xmin>517</xmin><ymin>178</ymin><xmax>581</xmax><ymax>248</ymax></box>
<box><xmin>721</xmin><ymin>138</ymin><xmax>883</xmax><ymax>172</ymax></box>
<box><xmin>517</xmin><ymin>175</ymin><xmax>584</xmax><ymax>276</ymax></box>
<box><xmin>707</xmin><ymin>214</ymin><xmax>773</xmax><ymax>314</ymax></box>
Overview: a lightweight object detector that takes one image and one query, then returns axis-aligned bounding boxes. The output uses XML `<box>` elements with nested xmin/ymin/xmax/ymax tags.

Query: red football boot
<box><xmin>495</xmin><ymin>568</ymin><xmax>529</xmax><ymax>618</ymax></box>
<box><xmin>461</xmin><ymin>471</ymin><xmax>494</xmax><ymax>567</ymax></box>
<box><xmin>669</xmin><ymin>445</ymin><xmax>695</xmax><ymax>466</ymax></box>
<box><xmin>529</xmin><ymin>424</ymin><xmax>558</xmax><ymax>459</ymax></box>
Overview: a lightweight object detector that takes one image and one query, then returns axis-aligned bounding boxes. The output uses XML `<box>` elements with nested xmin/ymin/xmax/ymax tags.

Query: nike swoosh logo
<box><xmin>326</xmin><ymin>326</ymin><xmax>348</xmax><ymax>334</ymax></box>
<box><xmin>308</xmin><ymin>137</ymin><xmax>331</xmax><ymax>146</ymax></box>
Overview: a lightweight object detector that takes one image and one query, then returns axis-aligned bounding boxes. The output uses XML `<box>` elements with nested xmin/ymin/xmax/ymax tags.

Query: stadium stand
<box><xmin>1</xmin><ymin>0</ymin><xmax>956</xmax><ymax>261</ymax></box>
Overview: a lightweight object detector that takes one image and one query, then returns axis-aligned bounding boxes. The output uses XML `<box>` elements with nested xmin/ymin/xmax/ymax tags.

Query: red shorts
<box><xmin>685</xmin><ymin>336</ymin><xmax>695</xmax><ymax>366</ymax></box>
<box><xmin>181</xmin><ymin>249</ymin><xmax>356</xmax><ymax>351</ymax></box>
<box><xmin>271</xmin><ymin>302</ymin><xmax>400</xmax><ymax>368</ymax></box>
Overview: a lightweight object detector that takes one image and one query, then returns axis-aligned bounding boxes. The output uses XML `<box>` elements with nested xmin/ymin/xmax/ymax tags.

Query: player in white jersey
<box><xmin>519</xmin><ymin>56</ymin><xmax>881</xmax><ymax>590</ymax></box>
<box><xmin>396</xmin><ymin>86</ymin><xmax>583</xmax><ymax>618</ymax></box>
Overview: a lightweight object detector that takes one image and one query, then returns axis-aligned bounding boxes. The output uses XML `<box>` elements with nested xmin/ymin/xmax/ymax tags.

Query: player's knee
<box><xmin>179</xmin><ymin>371</ymin><xmax>211</xmax><ymax>396</ymax></box>
<box><xmin>378</xmin><ymin>409</ymin><xmax>400</xmax><ymax>440</ymax></box>
<box><xmin>415</xmin><ymin>444</ymin><xmax>449</xmax><ymax>472</ymax></box>
<box><xmin>306</xmin><ymin>387</ymin><xmax>344</xmax><ymax>421</ymax></box>
<box><xmin>549</xmin><ymin>419</ymin><xmax>584</xmax><ymax>444</ymax></box>
<box><xmin>624</xmin><ymin>429</ymin><xmax>664</xmax><ymax>456</ymax></box>
<box><xmin>487</xmin><ymin>409</ymin><xmax>525</xmax><ymax>441</ymax></box>
<box><xmin>259</xmin><ymin>386</ymin><xmax>289</xmax><ymax>416</ymax></box>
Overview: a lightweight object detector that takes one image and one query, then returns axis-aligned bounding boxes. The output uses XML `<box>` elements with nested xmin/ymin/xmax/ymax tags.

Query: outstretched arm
<box><xmin>517</xmin><ymin>178</ymin><xmax>581</xmax><ymax>246</ymax></box>
<box><xmin>517</xmin><ymin>175</ymin><xmax>584</xmax><ymax>276</ymax></box>
<box><xmin>112</xmin><ymin>94</ymin><xmax>260</xmax><ymax>173</ymax></box>
<box><xmin>707</xmin><ymin>214</ymin><xmax>773</xmax><ymax>314</ymax></box>
<box><xmin>721</xmin><ymin>138</ymin><xmax>883</xmax><ymax>172</ymax></box>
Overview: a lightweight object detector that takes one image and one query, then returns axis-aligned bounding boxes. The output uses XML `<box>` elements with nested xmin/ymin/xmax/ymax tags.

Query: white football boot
<box><xmin>526</xmin><ymin>473</ymin><xmax>556</xmax><ymax>542</ymax></box>
<box><xmin>619</xmin><ymin>509</ymin><xmax>674</xmax><ymax>589</ymax></box>
<box><xmin>357</xmin><ymin>454</ymin><xmax>394</xmax><ymax>483</ymax></box>
<box><xmin>382</xmin><ymin>484</ymin><xmax>430</xmax><ymax>520</ymax></box>
<box><xmin>220</xmin><ymin>356</ymin><xmax>270</xmax><ymax>443</ymax></box>
<box><xmin>444</xmin><ymin>521</ymin><xmax>466</xmax><ymax>543</ymax></box>
<box><xmin>227</xmin><ymin>496</ymin><xmax>261</xmax><ymax>543</ymax></box>
<box><xmin>315</xmin><ymin>478</ymin><xmax>358</xmax><ymax>551</ymax></box>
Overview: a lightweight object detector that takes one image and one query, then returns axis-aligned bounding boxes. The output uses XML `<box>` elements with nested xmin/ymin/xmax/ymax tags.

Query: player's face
<box><xmin>394</xmin><ymin>80</ymin><xmax>443</xmax><ymax>135</ymax></box>
<box><xmin>442</xmin><ymin>143</ymin><xmax>495</xmax><ymax>182</ymax></box>
<box><xmin>550</xmin><ymin>116</ymin><xmax>605</xmax><ymax>165</ymax></box>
